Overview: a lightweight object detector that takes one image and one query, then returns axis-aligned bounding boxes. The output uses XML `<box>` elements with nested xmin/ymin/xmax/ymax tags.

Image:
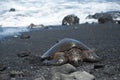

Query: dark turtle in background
<box><xmin>41</xmin><ymin>38</ymin><xmax>101</xmax><ymax>67</ymax></box>
<box><xmin>62</xmin><ymin>14</ymin><xmax>79</xmax><ymax>26</ymax></box>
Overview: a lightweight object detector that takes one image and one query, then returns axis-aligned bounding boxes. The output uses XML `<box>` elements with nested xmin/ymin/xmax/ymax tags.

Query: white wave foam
<box><xmin>0</xmin><ymin>0</ymin><xmax>120</xmax><ymax>27</ymax></box>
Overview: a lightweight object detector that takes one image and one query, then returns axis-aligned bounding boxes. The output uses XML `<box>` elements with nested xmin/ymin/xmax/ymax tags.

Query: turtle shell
<box><xmin>41</xmin><ymin>38</ymin><xmax>91</xmax><ymax>59</ymax></box>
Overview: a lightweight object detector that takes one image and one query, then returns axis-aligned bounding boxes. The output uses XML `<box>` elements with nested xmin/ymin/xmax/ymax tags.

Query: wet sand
<box><xmin>0</xmin><ymin>23</ymin><xmax>120</xmax><ymax>80</ymax></box>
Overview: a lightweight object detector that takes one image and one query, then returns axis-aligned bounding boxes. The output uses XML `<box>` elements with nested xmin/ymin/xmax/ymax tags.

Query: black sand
<box><xmin>0</xmin><ymin>23</ymin><xmax>120</xmax><ymax>80</ymax></box>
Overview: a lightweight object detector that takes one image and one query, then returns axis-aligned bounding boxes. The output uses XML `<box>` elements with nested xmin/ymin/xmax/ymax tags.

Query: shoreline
<box><xmin>0</xmin><ymin>23</ymin><xmax>120</xmax><ymax>80</ymax></box>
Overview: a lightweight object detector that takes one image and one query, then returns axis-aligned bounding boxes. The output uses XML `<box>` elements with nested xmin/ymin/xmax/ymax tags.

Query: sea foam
<box><xmin>0</xmin><ymin>0</ymin><xmax>120</xmax><ymax>27</ymax></box>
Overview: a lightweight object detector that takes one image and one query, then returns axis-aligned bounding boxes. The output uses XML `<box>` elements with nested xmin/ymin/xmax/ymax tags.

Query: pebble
<box><xmin>20</xmin><ymin>35</ymin><xmax>31</xmax><ymax>39</ymax></box>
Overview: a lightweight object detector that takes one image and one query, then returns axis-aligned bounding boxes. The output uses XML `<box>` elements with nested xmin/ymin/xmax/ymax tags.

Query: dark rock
<box><xmin>94</xmin><ymin>64</ymin><xmax>105</xmax><ymax>69</ymax></box>
<box><xmin>20</xmin><ymin>34</ymin><xmax>31</xmax><ymax>39</ymax></box>
<box><xmin>62</xmin><ymin>14</ymin><xmax>79</xmax><ymax>25</ymax></box>
<box><xmin>86</xmin><ymin>13</ymin><xmax>114</xmax><ymax>24</ymax></box>
<box><xmin>17</xmin><ymin>50</ymin><xmax>31</xmax><ymax>57</ymax></box>
<box><xmin>9</xmin><ymin>8</ymin><xmax>16</xmax><ymax>12</ymax></box>
<box><xmin>98</xmin><ymin>14</ymin><xmax>113</xmax><ymax>24</ymax></box>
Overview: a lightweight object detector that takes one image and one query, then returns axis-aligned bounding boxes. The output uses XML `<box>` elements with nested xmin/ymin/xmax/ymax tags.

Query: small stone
<box><xmin>20</xmin><ymin>34</ymin><xmax>31</xmax><ymax>39</ymax></box>
<box><xmin>17</xmin><ymin>50</ymin><xmax>31</xmax><ymax>57</ymax></box>
<box><xmin>94</xmin><ymin>64</ymin><xmax>105</xmax><ymax>69</ymax></box>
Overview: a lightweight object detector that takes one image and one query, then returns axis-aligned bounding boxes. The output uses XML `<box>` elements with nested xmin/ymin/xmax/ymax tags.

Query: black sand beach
<box><xmin>0</xmin><ymin>23</ymin><xmax>120</xmax><ymax>80</ymax></box>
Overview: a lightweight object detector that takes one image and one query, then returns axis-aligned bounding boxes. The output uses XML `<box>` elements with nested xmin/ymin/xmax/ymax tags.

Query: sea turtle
<box><xmin>41</xmin><ymin>38</ymin><xmax>101</xmax><ymax>66</ymax></box>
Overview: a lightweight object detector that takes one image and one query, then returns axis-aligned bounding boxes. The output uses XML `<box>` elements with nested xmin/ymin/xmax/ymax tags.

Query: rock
<box><xmin>17</xmin><ymin>50</ymin><xmax>31</xmax><ymax>57</ymax></box>
<box><xmin>9</xmin><ymin>8</ymin><xmax>16</xmax><ymax>12</ymax></box>
<box><xmin>0</xmin><ymin>63</ymin><xmax>7</xmax><ymax>71</ymax></box>
<box><xmin>86</xmin><ymin>13</ymin><xmax>114</xmax><ymax>24</ymax></box>
<box><xmin>20</xmin><ymin>34</ymin><xmax>31</xmax><ymax>39</ymax></box>
<box><xmin>62</xmin><ymin>14</ymin><xmax>79</xmax><ymax>25</ymax></box>
<box><xmin>60</xmin><ymin>73</ymin><xmax>74</xmax><ymax>80</ymax></box>
<box><xmin>52</xmin><ymin>64</ymin><xmax>76</xmax><ymax>74</ymax></box>
<box><xmin>70</xmin><ymin>71</ymin><xmax>95</xmax><ymax>80</ymax></box>
<box><xmin>94</xmin><ymin>64</ymin><xmax>105</xmax><ymax>69</ymax></box>
<box><xmin>28</xmin><ymin>23</ymin><xmax>44</xmax><ymax>29</ymax></box>
<box><xmin>52</xmin><ymin>71</ymin><xmax>95</xmax><ymax>80</ymax></box>
<box><xmin>52</xmin><ymin>72</ymin><xmax>61</xmax><ymax>80</ymax></box>
<box><xmin>98</xmin><ymin>14</ymin><xmax>113</xmax><ymax>24</ymax></box>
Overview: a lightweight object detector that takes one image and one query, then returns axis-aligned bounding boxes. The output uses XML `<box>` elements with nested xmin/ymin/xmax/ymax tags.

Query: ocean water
<box><xmin>0</xmin><ymin>0</ymin><xmax>120</xmax><ymax>39</ymax></box>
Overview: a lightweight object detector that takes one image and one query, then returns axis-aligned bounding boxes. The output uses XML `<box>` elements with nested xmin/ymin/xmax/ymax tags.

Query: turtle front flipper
<box><xmin>42</xmin><ymin>59</ymin><xmax>66</xmax><ymax>66</ymax></box>
<box><xmin>42</xmin><ymin>52</ymin><xmax>68</xmax><ymax>66</ymax></box>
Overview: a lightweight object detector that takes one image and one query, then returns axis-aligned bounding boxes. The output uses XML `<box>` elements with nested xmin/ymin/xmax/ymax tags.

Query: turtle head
<box><xmin>82</xmin><ymin>49</ymin><xmax>101</xmax><ymax>62</ymax></box>
<box><xmin>67</xmin><ymin>48</ymin><xmax>81</xmax><ymax>67</ymax></box>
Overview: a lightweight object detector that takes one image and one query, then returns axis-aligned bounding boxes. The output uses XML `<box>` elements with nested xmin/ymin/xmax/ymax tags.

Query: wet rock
<box><xmin>62</xmin><ymin>14</ymin><xmax>79</xmax><ymax>25</ymax></box>
<box><xmin>28</xmin><ymin>23</ymin><xmax>44</xmax><ymax>29</ymax></box>
<box><xmin>9</xmin><ymin>8</ymin><xmax>16</xmax><ymax>12</ymax></box>
<box><xmin>0</xmin><ymin>63</ymin><xmax>7</xmax><ymax>71</ymax></box>
<box><xmin>86</xmin><ymin>13</ymin><xmax>115</xmax><ymax>24</ymax></box>
<box><xmin>52</xmin><ymin>64</ymin><xmax>76</xmax><ymax>74</ymax></box>
<box><xmin>98</xmin><ymin>15</ymin><xmax>113</xmax><ymax>24</ymax></box>
<box><xmin>20</xmin><ymin>34</ymin><xmax>31</xmax><ymax>39</ymax></box>
<box><xmin>17</xmin><ymin>50</ymin><xmax>31</xmax><ymax>57</ymax></box>
<box><xmin>94</xmin><ymin>64</ymin><xmax>105</xmax><ymax>69</ymax></box>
